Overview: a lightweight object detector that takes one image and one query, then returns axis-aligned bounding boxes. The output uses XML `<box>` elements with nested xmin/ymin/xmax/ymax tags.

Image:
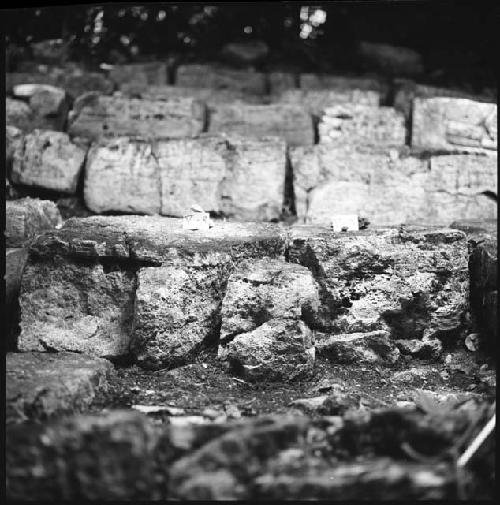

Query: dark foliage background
<box><xmin>3</xmin><ymin>1</ymin><xmax>497</xmax><ymax>89</ymax></box>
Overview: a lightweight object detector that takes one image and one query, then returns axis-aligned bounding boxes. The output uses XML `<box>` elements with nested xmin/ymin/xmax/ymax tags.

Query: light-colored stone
<box><xmin>358</xmin><ymin>41</ymin><xmax>423</xmax><ymax>76</ymax></box>
<box><xmin>318</xmin><ymin>104</ymin><xmax>406</xmax><ymax>149</ymax></box>
<box><xmin>220</xmin><ymin>258</ymin><xmax>319</xmax><ymax>343</ymax></box>
<box><xmin>6</xmin><ymin>98</ymin><xmax>32</xmax><ymax>131</ymax></box>
<box><xmin>11</xmin><ymin>130</ymin><xmax>86</xmax><ymax>194</ymax></box>
<box><xmin>108</xmin><ymin>62</ymin><xmax>168</xmax><ymax>86</ymax></box>
<box><xmin>176</xmin><ymin>64</ymin><xmax>267</xmax><ymax>95</ymax></box>
<box><xmin>218</xmin><ymin>319</ymin><xmax>315</xmax><ymax>381</ymax></box>
<box><xmin>208</xmin><ymin>103</ymin><xmax>314</xmax><ymax>146</ymax></box>
<box><xmin>6</xmin><ymin>352</ymin><xmax>114</xmax><ymax>423</ymax></box>
<box><xmin>68</xmin><ymin>94</ymin><xmax>206</xmax><ymax>141</ymax></box>
<box><xmin>84</xmin><ymin>137</ymin><xmax>161</xmax><ymax>214</ymax></box>
<box><xmin>157</xmin><ymin>135</ymin><xmax>286</xmax><ymax>220</ymax></box>
<box><xmin>287</xmin><ymin>226</ymin><xmax>469</xmax><ymax>344</ymax></box>
<box><xmin>6</xmin><ymin>125</ymin><xmax>23</xmax><ymax>167</ymax></box>
<box><xmin>394</xmin><ymin>337</ymin><xmax>443</xmax><ymax>359</ymax></box>
<box><xmin>412</xmin><ymin>97</ymin><xmax>497</xmax><ymax>154</ymax></box>
<box><xmin>6</xmin><ymin>197</ymin><xmax>62</xmax><ymax>247</ymax></box>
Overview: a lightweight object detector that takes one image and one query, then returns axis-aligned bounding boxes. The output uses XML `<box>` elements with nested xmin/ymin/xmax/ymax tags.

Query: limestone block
<box><xmin>11</xmin><ymin>130</ymin><xmax>86</xmax><ymax>193</ymax></box>
<box><xmin>6</xmin><ymin>197</ymin><xmax>62</xmax><ymax>247</ymax></box>
<box><xmin>68</xmin><ymin>94</ymin><xmax>206</xmax><ymax>141</ymax></box>
<box><xmin>109</xmin><ymin>62</ymin><xmax>168</xmax><ymax>87</ymax></box>
<box><xmin>208</xmin><ymin>104</ymin><xmax>314</xmax><ymax>146</ymax></box>
<box><xmin>6</xmin><ymin>352</ymin><xmax>114</xmax><ymax>423</ymax></box>
<box><xmin>318</xmin><ymin>104</ymin><xmax>406</xmax><ymax>149</ymax></box>
<box><xmin>287</xmin><ymin>226</ymin><xmax>469</xmax><ymax>343</ymax></box>
<box><xmin>176</xmin><ymin>64</ymin><xmax>267</xmax><ymax>95</ymax></box>
<box><xmin>84</xmin><ymin>137</ymin><xmax>161</xmax><ymax>214</ymax></box>
<box><xmin>412</xmin><ymin>98</ymin><xmax>497</xmax><ymax>153</ymax></box>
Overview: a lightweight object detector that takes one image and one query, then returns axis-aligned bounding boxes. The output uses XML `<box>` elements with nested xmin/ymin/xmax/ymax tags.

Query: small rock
<box><xmin>464</xmin><ymin>333</ymin><xmax>480</xmax><ymax>352</ymax></box>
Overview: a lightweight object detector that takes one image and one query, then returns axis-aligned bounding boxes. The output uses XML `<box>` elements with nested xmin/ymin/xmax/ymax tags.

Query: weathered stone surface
<box><xmin>108</xmin><ymin>62</ymin><xmax>168</xmax><ymax>86</ymax></box>
<box><xmin>6</xmin><ymin>410</ymin><xmax>160</xmax><ymax>500</ymax></box>
<box><xmin>84</xmin><ymin>137</ymin><xmax>161</xmax><ymax>214</ymax></box>
<box><xmin>220</xmin><ymin>40</ymin><xmax>269</xmax><ymax>65</ymax></box>
<box><xmin>6</xmin><ymin>98</ymin><xmax>33</xmax><ymax>131</ymax></box>
<box><xmin>287</xmin><ymin>226</ymin><xmax>469</xmax><ymax>346</ymax></box>
<box><xmin>220</xmin><ymin>258</ymin><xmax>319</xmax><ymax>343</ymax></box>
<box><xmin>218</xmin><ymin>319</ymin><xmax>315</xmax><ymax>381</ymax></box>
<box><xmin>208</xmin><ymin>103</ymin><xmax>314</xmax><ymax>146</ymax></box>
<box><xmin>269</xmin><ymin>72</ymin><xmax>297</xmax><ymax>95</ymax></box>
<box><xmin>157</xmin><ymin>135</ymin><xmax>286</xmax><ymax>220</ymax></box>
<box><xmin>318</xmin><ymin>104</ymin><xmax>406</xmax><ymax>149</ymax></box>
<box><xmin>6</xmin><ymin>198</ymin><xmax>62</xmax><ymax>247</ymax></box>
<box><xmin>293</xmin><ymin>147</ymin><xmax>497</xmax><ymax>226</ymax></box>
<box><xmin>395</xmin><ymin>336</ymin><xmax>443</xmax><ymax>359</ymax></box>
<box><xmin>6</xmin><ymin>125</ymin><xmax>23</xmax><ymax>168</ymax></box>
<box><xmin>278</xmin><ymin>88</ymin><xmax>380</xmax><ymax>118</ymax></box>
<box><xmin>358</xmin><ymin>41</ymin><xmax>424</xmax><ymax>76</ymax></box>
<box><xmin>6</xmin><ymin>248</ymin><xmax>29</xmax><ymax>310</ymax></box>
<box><xmin>68</xmin><ymin>94</ymin><xmax>206</xmax><ymax>141</ymax></box>
<box><xmin>11</xmin><ymin>129</ymin><xmax>86</xmax><ymax>194</ymax></box>
<box><xmin>6</xmin><ymin>352</ymin><xmax>114</xmax><ymax>423</ymax></box>
<box><xmin>412</xmin><ymin>98</ymin><xmax>497</xmax><ymax>153</ymax></box>
<box><xmin>316</xmin><ymin>330</ymin><xmax>400</xmax><ymax>365</ymax></box>
<box><xmin>176</xmin><ymin>64</ymin><xmax>267</xmax><ymax>95</ymax></box>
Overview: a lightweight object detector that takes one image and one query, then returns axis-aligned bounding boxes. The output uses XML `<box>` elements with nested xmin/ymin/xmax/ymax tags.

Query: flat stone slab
<box><xmin>11</xmin><ymin>129</ymin><xmax>87</xmax><ymax>194</ymax></box>
<box><xmin>412</xmin><ymin>97</ymin><xmax>497</xmax><ymax>153</ymax></box>
<box><xmin>208</xmin><ymin>103</ymin><xmax>314</xmax><ymax>146</ymax></box>
<box><xmin>68</xmin><ymin>94</ymin><xmax>206</xmax><ymax>141</ymax></box>
<box><xmin>6</xmin><ymin>352</ymin><xmax>114</xmax><ymax>423</ymax></box>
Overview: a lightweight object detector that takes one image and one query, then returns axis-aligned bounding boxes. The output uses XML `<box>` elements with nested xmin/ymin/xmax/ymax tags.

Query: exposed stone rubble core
<box><xmin>318</xmin><ymin>104</ymin><xmax>406</xmax><ymax>149</ymax></box>
<box><xmin>11</xmin><ymin>129</ymin><xmax>87</xmax><ymax>194</ymax></box>
<box><xmin>18</xmin><ymin>216</ymin><xmax>286</xmax><ymax>361</ymax></box>
<box><xmin>412</xmin><ymin>97</ymin><xmax>497</xmax><ymax>153</ymax></box>
<box><xmin>278</xmin><ymin>88</ymin><xmax>380</xmax><ymax>118</ymax></box>
<box><xmin>108</xmin><ymin>62</ymin><xmax>168</xmax><ymax>87</ymax></box>
<box><xmin>84</xmin><ymin>137</ymin><xmax>161</xmax><ymax>214</ymax></box>
<box><xmin>68</xmin><ymin>94</ymin><xmax>206</xmax><ymax>141</ymax></box>
<box><xmin>176</xmin><ymin>64</ymin><xmax>267</xmax><ymax>95</ymax></box>
<box><xmin>208</xmin><ymin>103</ymin><xmax>314</xmax><ymax>146</ymax></box>
<box><xmin>6</xmin><ymin>352</ymin><xmax>114</xmax><ymax>424</ymax></box>
<box><xmin>6</xmin><ymin>197</ymin><xmax>62</xmax><ymax>247</ymax></box>
<box><xmin>157</xmin><ymin>135</ymin><xmax>286</xmax><ymax>220</ymax></box>
<box><xmin>290</xmin><ymin>146</ymin><xmax>497</xmax><ymax>226</ymax></box>
<box><xmin>287</xmin><ymin>226</ymin><xmax>469</xmax><ymax>349</ymax></box>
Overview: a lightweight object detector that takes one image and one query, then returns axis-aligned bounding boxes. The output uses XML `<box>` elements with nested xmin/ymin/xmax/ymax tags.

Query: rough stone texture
<box><xmin>208</xmin><ymin>103</ymin><xmax>314</xmax><ymax>146</ymax></box>
<box><xmin>157</xmin><ymin>135</ymin><xmax>286</xmax><ymax>220</ymax></box>
<box><xmin>218</xmin><ymin>319</ymin><xmax>315</xmax><ymax>381</ymax></box>
<box><xmin>318</xmin><ymin>104</ymin><xmax>406</xmax><ymax>149</ymax></box>
<box><xmin>269</xmin><ymin>72</ymin><xmax>297</xmax><ymax>96</ymax></box>
<box><xmin>108</xmin><ymin>62</ymin><xmax>168</xmax><ymax>87</ymax></box>
<box><xmin>176</xmin><ymin>64</ymin><xmax>267</xmax><ymax>95</ymax></box>
<box><xmin>6</xmin><ymin>97</ymin><xmax>33</xmax><ymax>131</ymax></box>
<box><xmin>412</xmin><ymin>98</ymin><xmax>497</xmax><ymax>154</ymax></box>
<box><xmin>6</xmin><ymin>125</ymin><xmax>23</xmax><ymax>169</ymax></box>
<box><xmin>6</xmin><ymin>352</ymin><xmax>114</xmax><ymax>423</ymax></box>
<box><xmin>11</xmin><ymin>129</ymin><xmax>87</xmax><ymax>194</ymax></box>
<box><xmin>287</xmin><ymin>226</ymin><xmax>469</xmax><ymax>346</ymax></box>
<box><xmin>68</xmin><ymin>94</ymin><xmax>206</xmax><ymax>141</ymax></box>
<box><xmin>316</xmin><ymin>330</ymin><xmax>400</xmax><ymax>365</ymax></box>
<box><xmin>395</xmin><ymin>336</ymin><xmax>443</xmax><ymax>359</ymax></box>
<box><xmin>6</xmin><ymin>410</ymin><xmax>161</xmax><ymax>500</ymax></box>
<box><xmin>6</xmin><ymin>248</ymin><xmax>29</xmax><ymax>308</ymax></box>
<box><xmin>220</xmin><ymin>259</ymin><xmax>319</xmax><ymax>343</ymax></box>
<box><xmin>291</xmin><ymin>146</ymin><xmax>497</xmax><ymax>226</ymax></box>
<box><xmin>84</xmin><ymin>137</ymin><xmax>161</xmax><ymax>214</ymax></box>
<box><xmin>358</xmin><ymin>41</ymin><xmax>424</xmax><ymax>76</ymax></box>
<box><xmin>278</xmin><ymin>89</ymin><xmax>380</xmax><ymax>118</ymax></box>
<box><xmin>6</xmin><ymin>197</ymin><xmax>62</xmax><ymax>247</ymax></box>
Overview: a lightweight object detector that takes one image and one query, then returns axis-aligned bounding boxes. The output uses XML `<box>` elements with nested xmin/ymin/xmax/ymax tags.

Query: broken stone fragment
<box><xmin>68</xmin><ymin>94</ymin><xmax>206</xmax><ymax>141</ymax></box>
<box><xmin>6</xmin><ymin>197</ymin><xmax>62</xmax><ymax>247</ymax></box>
<box><xmin>316</xmin><ymin>330</ymin><xmax>400</xmax><ymax>365</ymax></box>
<box><xmin>6</xmin><ymin>352</ymin><xmax>114</xmax><ymax>424</ymax></box>
<box><xmin>84</xmin><ymin>137</ymin><xmax>161</xmax><ymax>214</ymax></box>
<box><xmin>11</xmin><ymin>129</ymin><xmax>87</xmax><ymax>194</ymax></box>
<box><xmin>395</xmin><ymin>337</ymin><xmax>443</xmax><ymax>360</ymax></box>
<box><xmin>412</xmin><ymin>98</ymin><xmax>497</xmax><ymax>154</ymax></box>
<box><xmin>218</xmin><ymin>319</ymin><xmax>315</xmax><ymax>381</ymax></box>
<box><xmin>6</xmin><ymin>98</ymin><xmax>33</xmax><ymax>132</ymax></box>
<box><xmin>208</xmin><ymin>103</ymin><xmax>314</xmax><ymax>146</ymax></box>
<box><xmin>220</xmin><ymin>258</ymin><xmax>320</xmax><ymax>343</ymax></box>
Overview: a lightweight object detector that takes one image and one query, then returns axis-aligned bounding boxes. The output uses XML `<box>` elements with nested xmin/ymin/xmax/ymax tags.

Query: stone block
<box><xmin>84</xmin><ymin>137</ymin><xmax>161</xmax><ymax>214</ymax></box>
<box><xmin>208</xmin><ymin>104</ymin><xmax>314</xmax><ymax>146</ymax></box>
<box><xmin>68</xmin><ymin>94</ymin><xmax>206</xmax><ymax>141</ymax></box>
<box><xmin>11</xmin><ymin>129</ymin><xmax>86</xmax><ymax>194</ymax></box>
<box><xmin>411</xmin><ymin>98</ymin><xmax>497</xmax><ymax>154</ymax></box>
<box><xmin>6</xmin><ymin>352</ymin><xmax>114</xmax><ymax>423</ymax></box>
<box><xmin>6</xmin><ymin>197</ymin><xmax>62</xmax><ymax>247</ymax></box>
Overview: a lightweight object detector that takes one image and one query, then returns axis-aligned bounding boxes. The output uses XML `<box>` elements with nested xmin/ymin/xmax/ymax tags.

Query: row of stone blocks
<box><xmin>14</xmin><ymin>215</ymin><xmax>471</xmax><ymax>379</ymax></box>
<box><xmin>7</xmin><ymin>125</ymin><xmax>497</xmax><ymax>225</ymax></box>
